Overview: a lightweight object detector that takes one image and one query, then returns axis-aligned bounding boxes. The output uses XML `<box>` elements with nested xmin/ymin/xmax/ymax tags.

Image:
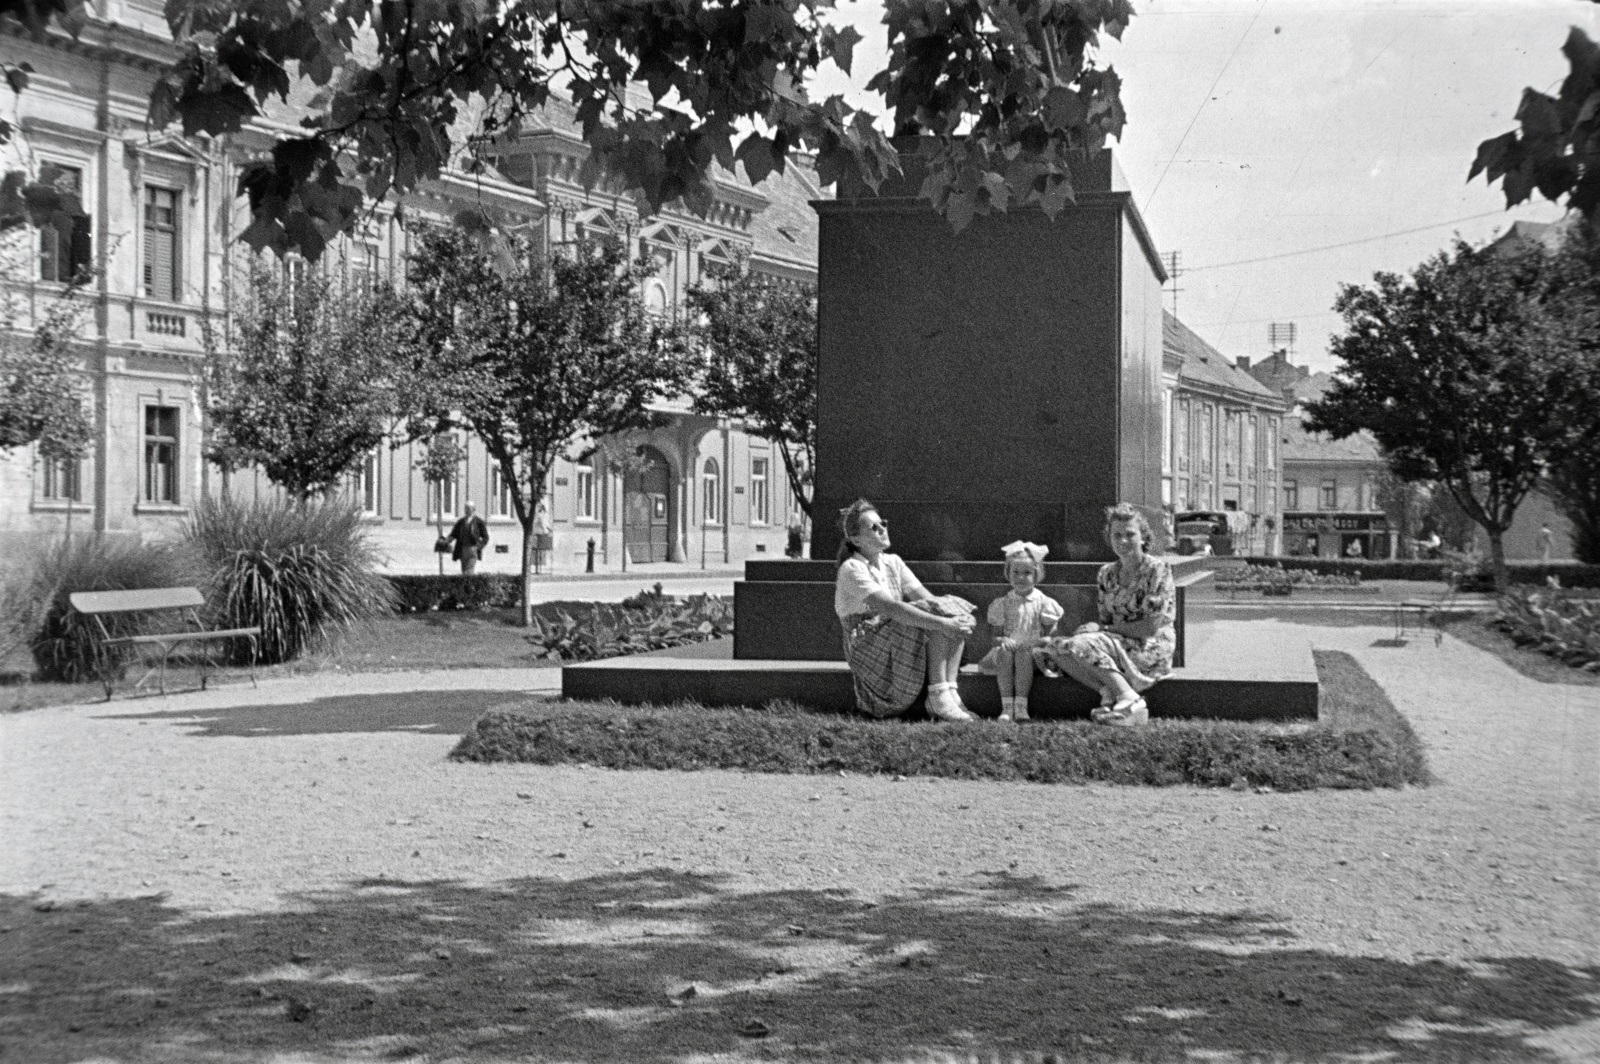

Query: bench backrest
<box><xmin>69</xmin><ymin>587</ymin><xmax>205</xmax><ymax>615</ymax></box>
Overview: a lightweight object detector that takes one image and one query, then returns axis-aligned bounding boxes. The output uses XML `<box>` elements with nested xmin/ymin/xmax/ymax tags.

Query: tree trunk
<box><xmin>1488</xmin><ymin>528</ymin><xmax>1509</xmax><ymax>593</ymax></box>
<box><xmin>436</xmin><ymin>496</ymin><xmax>445</xmax><ymax>577</ymax></box>
<box><xmin>521</xmin><ymin>513</ymin><xmax>536</xmax><ymax>627</ymax></box>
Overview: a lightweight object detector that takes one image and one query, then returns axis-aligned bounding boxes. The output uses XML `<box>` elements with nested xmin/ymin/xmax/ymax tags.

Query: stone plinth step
<box><xmin>734</xmin><ymin>568</ymin><xmax>1216</xmax><ymax>667</ymax></box>
<box><xmin>562</xmin><ymin>621</ymin><xmax>1315</xmax><ymax>722</ymax></box>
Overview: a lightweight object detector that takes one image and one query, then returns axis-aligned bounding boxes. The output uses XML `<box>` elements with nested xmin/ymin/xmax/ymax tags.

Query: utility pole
<box><xmin>1161</xmin><ymin>251</ymin><xmax>1184</xmax><ymax>317</ymax></box>
<box><xmin>1268</xmin><ymin>322</ymin><xmax>1297</xmax><ymax>360</ymax></box>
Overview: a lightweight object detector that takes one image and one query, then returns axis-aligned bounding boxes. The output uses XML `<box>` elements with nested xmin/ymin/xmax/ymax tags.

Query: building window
<box><xmin>428</xmin><ymin>437</ymin><xmax>460</xmax><ymax>520</ymax></box>
<box><xmin>1320</xmin><ymin>480</ymin><xmax>1338</xmax><ymax>510</ymax></box>
<box><xmin>490</xmin><ymin>464</ymin><xmax>513</xmax><ymax>518</ymax></box>
<box><xmin>40</xmin><ymin>454</ymin><xmax>82</xmax><ymax>502</ymax></box>
<box><xmin>1198</xmin><ymin>404</ymin><xmax>1214</xmax><ymax>476</ymax></box>
<box><xmin>143</xmin><ymin>186</ymin><xmax>181</xmax><ymax>302</ymax></box>
<box><xmin>38</xmin><ymin>163</ymin><xmax>91</xmax><ymax>283</ymax></box>
<box><xmin>1283</xmin><ymin>480</ymin><xmax>1298</xmax><ymax>510</ymax></box>
<box><xmin>1223</xmin><ymin>411</ymin><xmax>1240</xmax><ymax>478</ymax></box>
<box><xmin>351</xmin><ymin>448</ymin><xmax>381</xmax><ymax>515</ymax></box>
<box><xmin>1161</xmin><ymin>388</ymin><xmax>1173</xmax><ymax>476</ymax></box>
<box><xmin>575</xmin><ymin>461</ymin><xmax>596</xmax><ymax>520</ymax></box>
<box><xmin>750</xmin><ymin>456</ymin><xmax>770</xmax><ymax>525</ymax></box>
<box><xmin>1176</xmin><ymin>400</ymin><xmax>1190</xmax><ymax>472</ymax></box>
<box><xmin>1265</xmin><ymin>418</ymin><xmax>1279</xmax><ymax>471</ymax></box>
<box><xmin>1244</xmin><ymin>416</ymin><xmax>1258</xmax><ymax>479</ymax></box>
<box><xmin>702</xmin><ymin>457</ymin><xmax>721</xmax><ymax>525</ymax></box>
<box><xmin>143</xmin><ymin>405</ymin><xmax>180</xmax><ymax>504</ymax></box>
<box><xmin>349</xmin><ymin>241</ymin><xmax>380</xmax><ymax>294</ymax></box>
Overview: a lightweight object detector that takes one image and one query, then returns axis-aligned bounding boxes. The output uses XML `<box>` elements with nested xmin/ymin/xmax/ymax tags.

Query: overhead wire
<box><xmin>1184</xmin><ymin>209</ymin><xmax>1522</xmax><ymax>272</ymax></box>
<box><xmin>1147</xmin><ymin>0</ymin><xmax>1266</xmax><ymax>206</ymax></box>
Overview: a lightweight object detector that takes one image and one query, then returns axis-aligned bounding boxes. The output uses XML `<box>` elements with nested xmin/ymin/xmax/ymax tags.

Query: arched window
<box><xmin>644</xmin><ymin>279</ymin><xmax>669</xmax><ymax>317</ymax></box>
<box><xmin>702</xmin><ymin>458</ymin><xmax>721</xmax><ymax>525</ymax></box>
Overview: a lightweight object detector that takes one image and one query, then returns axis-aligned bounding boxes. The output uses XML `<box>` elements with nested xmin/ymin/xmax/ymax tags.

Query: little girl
<box><xmin>980</xmin><ymin>541</ymin><xmax>1063</xmax><ymax>721</ymax></box>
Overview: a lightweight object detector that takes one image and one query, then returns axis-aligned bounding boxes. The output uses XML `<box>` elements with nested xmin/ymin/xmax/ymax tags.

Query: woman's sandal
<box><xmin>1096</xmin><ymin>695</ymin><xmax>1148</xmax><ymax>727</ymax></box>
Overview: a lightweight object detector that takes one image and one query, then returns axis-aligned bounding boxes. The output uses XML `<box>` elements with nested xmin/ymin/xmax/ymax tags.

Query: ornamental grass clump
<box><xmin>186</xmin><ymin>496</ymin><xmax>395</xmax><ymax>665</ymax></box>
<box><xmin>1493</xmin><ymin>587</ymin><xmax>1600</xmax><ymax>671</ymax></box>
<box><xmin>28</xmin><ymin>534</ymin><xmax>199</xmax><ymax>682</ymax></box>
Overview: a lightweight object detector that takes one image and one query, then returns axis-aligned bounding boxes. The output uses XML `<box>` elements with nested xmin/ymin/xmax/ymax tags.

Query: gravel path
<box><xmin>2</xmin><ymin>619</ymin><xmax>1597</xmax><ymax>1062</ymax></box>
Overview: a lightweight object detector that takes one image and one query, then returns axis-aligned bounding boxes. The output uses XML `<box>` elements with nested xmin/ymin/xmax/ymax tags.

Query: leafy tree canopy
<box><xmin>1472</xmin><ymin>25</ymin><xmax>1600</xmax><ymax>221</ymax></box>
<box><xmin>142</xmin><ymin>0</ymin><xmax>1133</xmax><ymax>260</ymax></box>
<box><xmin>402</xmin><ymin>229</ymin><xmax>688</xmax><ymax>622</ymax></box>
<box><xmin>683</xmin><ymin>260</ymin><xmax>816</xmax><ymax>518</ymax></box>
<box><xmin>1304</xmin><ymin>238</ymin><xmax>1591</xmax><ymax>587</ymax></box>
<box><xmin>204</xmin><ymin>263</ymin><xmax>408</xmax><ymax>499</ymax></box>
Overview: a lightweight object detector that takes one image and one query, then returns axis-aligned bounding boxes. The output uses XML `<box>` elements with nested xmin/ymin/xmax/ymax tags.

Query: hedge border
<box><xmin>1224</xmin><ymin>557</ymin><xmax>1600</xmax><ymax>588</ymax></box>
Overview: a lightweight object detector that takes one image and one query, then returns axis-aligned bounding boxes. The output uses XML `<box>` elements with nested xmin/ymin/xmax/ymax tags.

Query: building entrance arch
<box><xmin>623</xmin><ymin>446</ymin><xmax>674</xmax><ymax>564</ymax></box>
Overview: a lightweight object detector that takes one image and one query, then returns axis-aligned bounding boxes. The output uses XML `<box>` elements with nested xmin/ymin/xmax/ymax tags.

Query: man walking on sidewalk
<box><xmin>447</xmin><ymin>501</ymin><xmax>490</xmax><ymax>574</ymax></box>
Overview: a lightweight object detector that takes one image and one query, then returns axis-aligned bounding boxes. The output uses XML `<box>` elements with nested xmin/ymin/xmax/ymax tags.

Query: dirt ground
<box><xmin>1</xmin><ymin>619</ymin><xmax>1596</xmax><ymax>1063</ymax></box>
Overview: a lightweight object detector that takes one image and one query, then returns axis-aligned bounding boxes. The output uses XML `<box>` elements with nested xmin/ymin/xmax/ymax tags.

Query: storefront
<box><xmin>1281</xmin><ymin>512</ymin><xmax>1394</xmax><ymax>560</ymax></box>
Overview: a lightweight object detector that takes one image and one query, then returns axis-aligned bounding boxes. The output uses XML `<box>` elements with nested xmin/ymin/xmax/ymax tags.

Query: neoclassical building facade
<box><xmin>0</xmin><ymin>10</ymin><xmax>817</xmax><ymax>574</ymax></box>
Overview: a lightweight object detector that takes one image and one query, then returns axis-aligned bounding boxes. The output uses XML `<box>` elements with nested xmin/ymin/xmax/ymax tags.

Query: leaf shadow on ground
<box><xmin>5</xmin><ymin>871</ymin><xmax>1595</xmax><ymax>1063</ymax></box>
<box><xmin>101</xmin><ymin>690</ymin><xmax>540</xmax><ymax>737</ymax></box>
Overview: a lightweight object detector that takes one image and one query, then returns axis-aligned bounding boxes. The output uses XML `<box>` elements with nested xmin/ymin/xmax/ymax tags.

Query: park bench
<box><xmin>1393</xmin><ymin>575</ymin><xmax>1462</xmax><ymax>647</ymax></box>
<box><xmin>68</xmin><ymin>587</ymin><xmax>260</xmax><ymax>700</ymax></box>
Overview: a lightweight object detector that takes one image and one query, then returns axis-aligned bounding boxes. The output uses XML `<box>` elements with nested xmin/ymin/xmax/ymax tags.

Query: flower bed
<box><xmin>526</xmin><ymin>593</ymin><xmax>733</xmax><ymax>662</ymax></box>
<box><xmin>1492</xmin><ymin>588</ymin><xmax>1600</xmax><ymax>672</ymax></box>
<box><xmin>1212</xmin><ymin>563</ymin><xmax>1362</xmax><ymax>594</ymax></box>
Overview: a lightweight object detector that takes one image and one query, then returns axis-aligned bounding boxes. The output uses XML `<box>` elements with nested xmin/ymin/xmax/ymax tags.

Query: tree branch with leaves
<box><xmin>680</xmin><ymin>259</ymin><xmax>816</xmax><ymax>520</ymax></box>
<box><xmin>136</xmin><ymin>0</ymin><xmax>1135</xmax><ymax>261</ymax></box>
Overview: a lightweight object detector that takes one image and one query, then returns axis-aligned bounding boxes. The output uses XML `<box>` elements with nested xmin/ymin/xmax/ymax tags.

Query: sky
<box><xmin>806</xmin><ymin>0</ymin><xmax>1598</xmax><ymax>373</ymax></box>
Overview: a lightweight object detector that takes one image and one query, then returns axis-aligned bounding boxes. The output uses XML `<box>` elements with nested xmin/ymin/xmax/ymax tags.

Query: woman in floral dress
<box><xmin>1036</xmin><ymin>503</ymin><xmax>1176</xmax><ymax>726</ymax></box>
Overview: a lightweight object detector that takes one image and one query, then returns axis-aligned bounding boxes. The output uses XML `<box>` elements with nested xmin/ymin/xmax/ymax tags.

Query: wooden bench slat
<box><xmin>70</xmin><ymin>587</ymin><xmax>206</xmax><ymax>614</ymax></box>
<box><xmin>106</xmin><ymin>628</ymin><xmax>260</xmax><ymax>647</ymax></box>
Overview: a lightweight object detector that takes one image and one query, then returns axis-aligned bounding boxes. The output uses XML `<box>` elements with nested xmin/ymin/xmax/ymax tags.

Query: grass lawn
<box><xmin>0</xmin><ymin>605</ymin><xmax>584</xmax><ymax>713</ymax></box>
<box><xmin>451</xmin><ymin>650</ymin><xmax>1431</xmax><ymax>792</ymax></box>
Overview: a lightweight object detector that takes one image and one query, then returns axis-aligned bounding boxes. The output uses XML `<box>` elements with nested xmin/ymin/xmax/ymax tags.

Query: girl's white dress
<box><xmin>978</xmin><ymin>588</ymin><xmax>1064</xmax><ymax>672</ymax></box>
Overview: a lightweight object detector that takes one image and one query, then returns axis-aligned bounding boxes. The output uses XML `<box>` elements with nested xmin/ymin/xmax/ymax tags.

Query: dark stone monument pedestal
<box><xmin>811</xmin><ymin>149</ymin><xmax>1167</xmax><ymax>563</ymax></box>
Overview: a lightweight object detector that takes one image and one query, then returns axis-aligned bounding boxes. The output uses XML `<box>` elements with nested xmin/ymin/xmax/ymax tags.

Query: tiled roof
<box><xmin>1280</xmin><ymin>417</ymin><xmax>1383</xmax><ymax>463</ymax></box>
<box><xmin>1163</xmin><ymin>311</ymin><xmax>1284</xmax><ymax>404</ymax></box>
<box><xmin>747</xmin><ymin>158</ymin><xmax>823</xmax><ymax>270</ymax></box>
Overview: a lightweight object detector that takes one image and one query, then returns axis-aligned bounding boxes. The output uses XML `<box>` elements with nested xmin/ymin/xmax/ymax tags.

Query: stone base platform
<box><xmin>562</xmin><ymin>621</ymin><xmax>1318</xmax><ymax>722</ymax></box>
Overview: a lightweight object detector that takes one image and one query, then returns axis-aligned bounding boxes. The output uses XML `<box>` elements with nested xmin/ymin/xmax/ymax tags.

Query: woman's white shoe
<box><xmin>927</xmin><ymin>684</ymin><xmax>978</xmax><ymax>722</ymax></box>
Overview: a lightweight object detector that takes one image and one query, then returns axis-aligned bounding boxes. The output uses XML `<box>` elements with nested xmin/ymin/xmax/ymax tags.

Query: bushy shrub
<box><xmin>187</xmin><ymin>496</ymin><xmax>396</xmax><ymax>665</ymax></box>
<box><xmin>1493</xmin><ymin>587</ymin><xmax>1600</xmax><ymax>671</ymax></box>
<box><xmin>528</xmin><ymin>593</ymin><xmax>733</xmax><ymax>661</ymax></box>
<box><xmin>29</xmin><ymin>535</ymin><xmax>199</xmax><ymax>682</ymax></box>
<box><xmin>389</xmin><ymin>573</ymin><xmax>521</xmax><ymax>612</ymax></box>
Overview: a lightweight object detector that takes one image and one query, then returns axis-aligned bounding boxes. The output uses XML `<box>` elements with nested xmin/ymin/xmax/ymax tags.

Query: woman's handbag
<box><xmin>434</xmin><ymin>535</ymin><xmax>451</xmax><ymax>554</ymax></box>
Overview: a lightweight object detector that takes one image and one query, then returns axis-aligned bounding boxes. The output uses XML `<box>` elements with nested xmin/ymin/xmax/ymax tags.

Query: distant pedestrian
<box><xmin>1539</xmin><ymin>523</ymin><xmax>1554</xmax><ymax>563</ymax></box>
<box><xmin>447</xmin><ymin>501</ymin><xmax>490</xmax><ymax>574</ymax></box>
<box><xmin>1345</xmin><ymin>538</ymin><xmax>1364</xmax><ymax>558</ymax></box>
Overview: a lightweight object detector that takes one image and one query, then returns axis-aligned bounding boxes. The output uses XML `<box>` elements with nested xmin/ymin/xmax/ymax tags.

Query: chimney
<box><xmin>1236</xmin><ymin>356</ymin><xmax>1251</xmax><ymax>371</ymax></box>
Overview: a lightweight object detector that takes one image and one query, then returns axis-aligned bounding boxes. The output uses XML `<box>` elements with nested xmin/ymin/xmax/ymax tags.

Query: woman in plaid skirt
<box><xmin>834</xmin><ymin>499</ymin><xmax>977</xmax><ymax>721</ymax></box>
